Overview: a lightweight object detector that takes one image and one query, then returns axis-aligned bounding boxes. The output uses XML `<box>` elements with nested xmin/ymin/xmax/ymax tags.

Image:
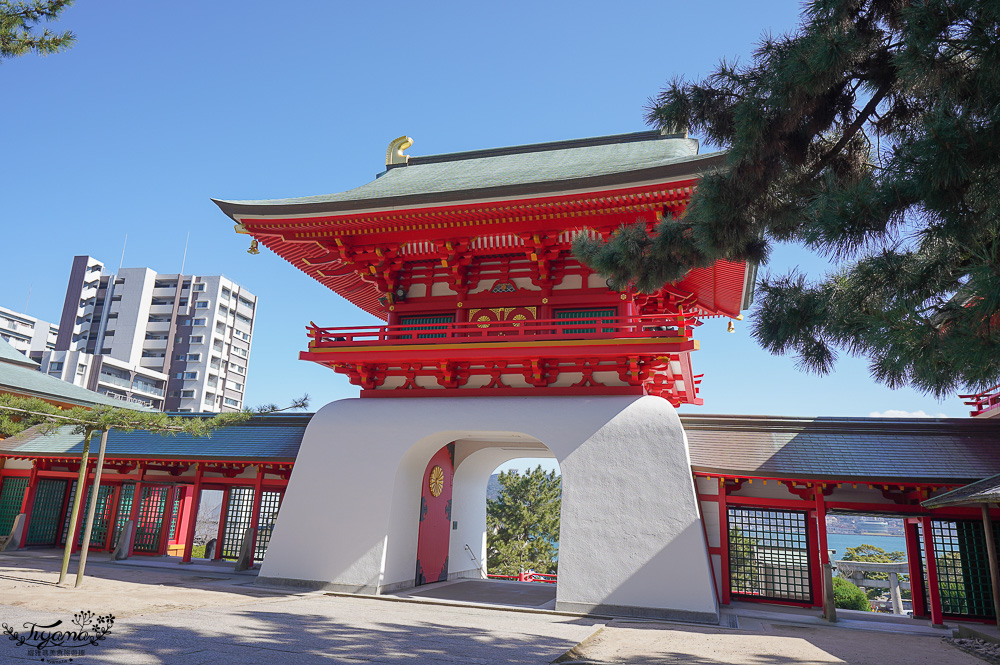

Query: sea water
<box><xmin>826</xmin><ymin>532</ymin><xmax>908</xmax><ymax>559</ymax></box>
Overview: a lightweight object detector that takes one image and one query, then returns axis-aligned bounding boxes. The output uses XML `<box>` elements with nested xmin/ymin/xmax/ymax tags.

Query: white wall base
<box><xmin>258</xmin><ymin>395</ymin><xmax>718</xmax><ymax>622</ymax></box>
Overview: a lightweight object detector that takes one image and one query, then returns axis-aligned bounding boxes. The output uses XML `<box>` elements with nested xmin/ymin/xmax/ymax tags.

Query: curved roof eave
<box><xmin>213</xmin><ymin>152</ymin><xmax>727</xmax><ymax>223</ymax></box>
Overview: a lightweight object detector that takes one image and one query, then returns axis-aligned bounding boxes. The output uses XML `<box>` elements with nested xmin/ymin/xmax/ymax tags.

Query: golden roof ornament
<box><xmin>386</xmin><ymin>136</ymin><xmax>413</xmax><ymax>166</ymax></box>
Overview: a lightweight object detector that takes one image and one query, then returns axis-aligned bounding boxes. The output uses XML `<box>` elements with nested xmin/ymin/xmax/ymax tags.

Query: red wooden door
<box><xmin>415</xmin><ymin>443</ymin><xmax>454</xmax><ymax>586</ymax></box>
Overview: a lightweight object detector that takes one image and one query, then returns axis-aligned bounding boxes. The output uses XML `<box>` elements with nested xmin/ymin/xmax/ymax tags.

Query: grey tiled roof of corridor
<box><xmin>0</xmin><ymin>414</ymin><xmax>311</xmax><ymax>461</ymax></box>
<box><xmin>681</xmin><ymin>414</ymin><xmax>1000</xmax><ymax>483</ymax></box>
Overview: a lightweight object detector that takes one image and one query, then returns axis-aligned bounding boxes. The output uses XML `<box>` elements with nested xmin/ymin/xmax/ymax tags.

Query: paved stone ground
<box><xmin>565</xmin><ymin>621</ymin><xmax>984</xmax><ymax>665</ymax></box>
<box><xmin>0</xmin><ymin>550</ymin><xmax>982</xmax><ymax>665</ymax></box>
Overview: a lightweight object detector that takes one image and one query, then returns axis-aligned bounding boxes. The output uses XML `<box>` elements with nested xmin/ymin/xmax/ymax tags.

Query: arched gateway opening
<box><xmin>407</xmin><ymin>445</ymin><xmax>562</xmax><ymax>608</ymax></box>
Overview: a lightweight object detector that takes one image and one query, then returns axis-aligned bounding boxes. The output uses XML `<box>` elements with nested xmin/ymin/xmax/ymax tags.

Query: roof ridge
<box><xmin>388</xmin><ymin>130</ymin><xmax>687</xmax><ymax>169</ymax></box>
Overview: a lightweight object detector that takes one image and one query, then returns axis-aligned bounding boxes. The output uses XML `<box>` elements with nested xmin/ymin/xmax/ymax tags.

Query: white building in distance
<box><xmin>39</xmin><ymin>255</ymin><xmax>257</xmax><ymax>413</ymax></box>
<box><xmin>0</xmin><ymin>306</ymin><xmax>58</xmax><ymax>362</ymax></box>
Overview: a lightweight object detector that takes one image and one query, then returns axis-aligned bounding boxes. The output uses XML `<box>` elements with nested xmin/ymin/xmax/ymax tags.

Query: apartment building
<box><xmin>0</xmin><ymin>306</ymin><xmax>58</xmax><ymax>362</ymax></box>
<box><xmin>41</xmin><ymin>255</ymin><xmax>257</xmax><ymax>413</ymax></box>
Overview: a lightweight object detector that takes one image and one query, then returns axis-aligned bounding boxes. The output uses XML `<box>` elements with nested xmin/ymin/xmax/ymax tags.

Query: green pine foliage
<box><xmin>0</xmin><ymin>393</ymin><xmax>310</xmax><ymax>439</ymax></box>
<box><xmin>832</xmin><ymin>576</ymin><xmax>871</xmax><ymax>611</ymax></box>
<box><xmin>486</xmin><ymin>465</ymin><xmax>560</xmax><ymax>577</ymax></box>
<box><xmin>574</xmin><ymin>0</ymin><xmax>1000</xmax><ymax>397</ymax></box>
<box><xmin>1</xmin><ymin>1</ymin><xmax>75</xmax><ymax>61</ymax></box>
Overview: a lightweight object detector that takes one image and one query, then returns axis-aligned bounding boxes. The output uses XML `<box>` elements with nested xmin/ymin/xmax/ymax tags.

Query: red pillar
<box><xmin>807</xmin><ymin>504</ymin><xmax>822</xmax><ymax>607</ymax></box>
<box><xmin>181</xmin><ymin>464</ymin><xmax>204</xmax><ymax>563</ymax></box>
<box><xmin>127</xmin><ymin>475</ymin><xmax>145</xmax><ymax>558</ymax></box>
<box><xmin>247</xmin><ymin>466</ymin><xmax>264</xmax><ymax>567</ymax></box>
<box><xmin>814</xmin><ymin>486</ymin><xmax>831</xmax><ymax>613</ymax></box>
<box><xmin>71</xmin><ymin>463</ymin><xmax>93</xmax><ymax>553</ymax></box>
<box><xmin>17</xmin><ymin>462</ymin><xmax>39</xmax><ymax>548</ymax></box>
<box><xmin>104</xmin><ymin>484</ymin><xmax>123</xmax><ymax>551</ymax></box>
<box><xmin>904</xmin><ymin>519</ymin><xmax>926</xmax><ymax>618</ymax></box>
<box><xmin>214</xmin><ymin>487</ymin><xmax>230</xmax><ymax>560</ymax></box>
<box><xmin>718</xmin><ymin>478</ymin><xmax>730</xmax><ymax>605</ymax></box>
<box><xmin>157</xmin><ymin>486</ymin><xmax>176</xmax><ymax>556</ymax></box>
<box><xmin>921</xmin><ymin>516</ymin><xmax>945</xmax><ymax>626</ymax></box>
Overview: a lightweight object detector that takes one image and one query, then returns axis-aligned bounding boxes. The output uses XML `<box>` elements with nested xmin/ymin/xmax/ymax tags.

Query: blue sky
<box><xmin>1</xmin><ymin>0</ymin><xmax>969</xmax><ymax>442</ymax></box>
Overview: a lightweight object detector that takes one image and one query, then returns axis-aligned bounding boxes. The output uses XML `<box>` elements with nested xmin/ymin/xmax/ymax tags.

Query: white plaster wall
<box><xmin>259</xmin><ymin>395</ymin><xmax>718</xmax><ymax>621</ymax></box>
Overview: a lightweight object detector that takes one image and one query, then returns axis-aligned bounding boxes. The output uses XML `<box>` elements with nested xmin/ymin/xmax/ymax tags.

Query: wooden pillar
<box><xmin>157</xmin><ymin>486</ymin><xmax>176</xmax><ymax>556</ymax></box>
<box><xmin>921</xmin><ymin>516</ymin><xmax>945</xmax><ymax>626</ymax></box>
<box><xmin>981</xmin><ymin>504</ymin><xmax>1000</xmax><ymax>628</ymax></box>
<box><xmin>247</xmin><ymin>466</ymin><xmax>264</xmax><ymax>567</ymax></box>
<box><xmin>718</xmin><ymin>478</ymin><xmax>730</xmax><ymax>605</ymax></box>
<box><xmin>214</xmin><ymin>487</ymin><xmax>230</xmax><ymax>561</ymax></box>
<box><xmin>904</xmin><ymin>519</ymin><xmax>927</xmax><ymax>618</ymax></box>
<box><xmin>181</xmin><ymin>464</ymin><xmax>204</xmax><ymax>563</ymax></box>
<box><xmin>17</xmin><ymin>461</ymin><xmax>39</xmax><ymax>548</ymax></box>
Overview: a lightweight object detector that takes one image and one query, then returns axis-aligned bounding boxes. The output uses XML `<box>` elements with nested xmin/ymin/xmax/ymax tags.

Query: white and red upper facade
<box><xmin>214</xmin><ymin>130</ymin><xmax>754</xmax><ymax>406</ymax></box>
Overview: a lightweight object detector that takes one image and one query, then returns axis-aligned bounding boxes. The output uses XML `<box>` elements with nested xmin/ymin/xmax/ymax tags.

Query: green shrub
<box><xmin>833</xmin><ymin>577</ymin><xmax>870</xmax><ymax>611</ymax></box>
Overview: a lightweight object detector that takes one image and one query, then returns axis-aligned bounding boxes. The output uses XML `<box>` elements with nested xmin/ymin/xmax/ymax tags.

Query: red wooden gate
<box><xmin>415</xmin><ymin>443</ymin><xmax>454</xmax><ymax>586</ymax></box>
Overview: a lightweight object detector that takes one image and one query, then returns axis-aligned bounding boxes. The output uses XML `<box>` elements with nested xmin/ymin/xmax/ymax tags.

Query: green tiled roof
<box><xmin>0</xmin><ymin>339</ymin><xmax>39</xmax><ymax>368</ymax></box>
<box><xmin>214</xmin><ymin>131</ymin><xmax>717</xmax><ymax>214</ymax></box>
<box><xmin>682</xmin><ymin>414</ymin><xmax>1000</xmax><ymax>483</ymax></box>
<box><xmin>0</xmin><ymin>339</ymin><xmax>147</xmax><ymax>410</ymax></box>
<box><xmin>0</xmin><ymin>413</ymin><xmax>310</xmax><ymax>461</ymax></box>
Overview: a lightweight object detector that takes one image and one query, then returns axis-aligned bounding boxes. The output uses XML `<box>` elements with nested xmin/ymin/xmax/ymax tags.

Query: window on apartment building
<box><xmin>209</xmin><ymin>357</ymin><xmax>221</xmax><ymax>369</ymax></box>
<box><xmin>180</xmin><ymin>390</ymin><xmax>195</xmax><ymax>398</ymax></box>
<box><xmin>145</xmin><ymin>333</ymin><xmax>168</xmax><ymax>340</ymax></box>
<box><xmin>77</xmin><ymin>363</ymin><xmax>86</xmax><ymax>374</ymax></box>
<box><xmin>236</xmin><ymin>313</ymin><xmax>251</xmax><ymax>325</ymax></box>
<box><xmin>224</xmin><ymin>397</ymin><xmax>239</xmax><ymax>407</ymax></box>
<box><xmin>215</xmin><ymin>322</ymin><xmax>226</xmax><ymax>334</ymax></box>
<box><xmin>103</xmin><ymin>329</ymin><xmax>114</xmax><ymax>336</ymax></box>
<box><xmin>231</xmin><ymin>364</ymin><xmax>245</xmax><ymax>375</ymax></box>
<box><xmin>169</xmin><ymin>390</ymin><xmax>179</xmax><ymax>397</ymax></box>
<box><xmin>187</xmin><ymin>353</ymin><xmax>201</xmax><ymax>362</ymax></box>
<box><xmin>230</xmin><ymin>382</ymin><xmax>243</xmax><ymax>392</ymax></box>
<box><xmin>100</xmin><ymin>348</ymin><xmax>112</xmax><ymax>354</ymax></box>
<box><xmin>107</xmin><ymin>312</ymin><xmax>118</xmax><ymax>319</ymax></box>
<box><xmin>174</xmin><ymin>371</ymin><xmax>198</xmax><ymax>380</ymax></box>
<box><xmin>178</xmin><ymin>299</ymin><xmax>188</xmax><ymax>307</ymax></box>
<box><xmin>238</xmin><ymin>297</ymin><xmax>254</xmax><ymax>309</ymax></box>
<box><xmin>177</xmin><ymin>318</ymin><xmax>191</xmax><ymax>326</ymax></box>
<box><xmin>141</xmin><ymin>351</ymin><xmax>165</xmax><ymax>358</ymax></box>
<box><xmin>218</xmin><ymin>305</ymin><xmax>229</xmax><ymax>316</ymax></box>
<box><xmin>151</xmin><ymin>298</ymin><xmax>172</xmax><ymax>306</ymax></box>
<box><xmin>174</xmin><ymin>353</ymin><xmax>186</xmax><ymax>360</ymax></box>
<box><xmin>111</xmin><ymin>295</ymin><xmax>122</xmax><ymax>302</ymax></box>
<box><xmin>213</xmin><ymin>339</ymin><xmax>223</xmax><ymax>352</ymax></box>
<box><xmin>48</xmin><ymin>361</ymin><xmax>64</xmax><ymax>371</ymax></box>
<box><xmin>193</xmin><ymin>318</ymin><xmax>207</xmax><ymax>326</ymax></box>
<box><xmin>195</xmin><ymin>301</ymin><xmax>209</xmax><ymax>309</ymax></box>
<box><xmin>193</xmin><ymin>283</ymin><xmax>206</xmax><ymax>292</ymax></box>
<box><xmin>222</xmin><ymin>288</ymin><xmax>231</xmax><ymax>299</ymax></box>
<box><xmin>190</xmin><ymin>336</ymin><xmax>203</xmax><ymax>344</ymax></box>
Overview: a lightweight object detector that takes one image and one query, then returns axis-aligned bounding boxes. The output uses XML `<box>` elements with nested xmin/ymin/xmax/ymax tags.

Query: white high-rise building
<box><xmin>41</xmin><ymin>255</ymin><xmax>257</xmax><ymax>413</ymax></box>
<box><xmin>0</xmin><ymin>306</ymin><xmax>58</xmax><ymax>362</ymax></box>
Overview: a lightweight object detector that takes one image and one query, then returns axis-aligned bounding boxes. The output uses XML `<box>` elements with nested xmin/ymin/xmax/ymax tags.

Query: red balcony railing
<box><xmin>960</xmin><ymin>385</ymin><xmax>1000</xmax><ymax>417</ymax></box>
<box><xmin>306</xmin><ymin>314</ymin><xmax>697</xmax><ymax>349</ymax></box>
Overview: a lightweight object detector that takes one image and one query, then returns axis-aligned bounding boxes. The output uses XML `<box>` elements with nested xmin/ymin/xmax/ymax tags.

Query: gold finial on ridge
<box><xmin>386</xmin><ymin>136</ymin><xmax>413</xmax><ymax>166</ymax></box>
